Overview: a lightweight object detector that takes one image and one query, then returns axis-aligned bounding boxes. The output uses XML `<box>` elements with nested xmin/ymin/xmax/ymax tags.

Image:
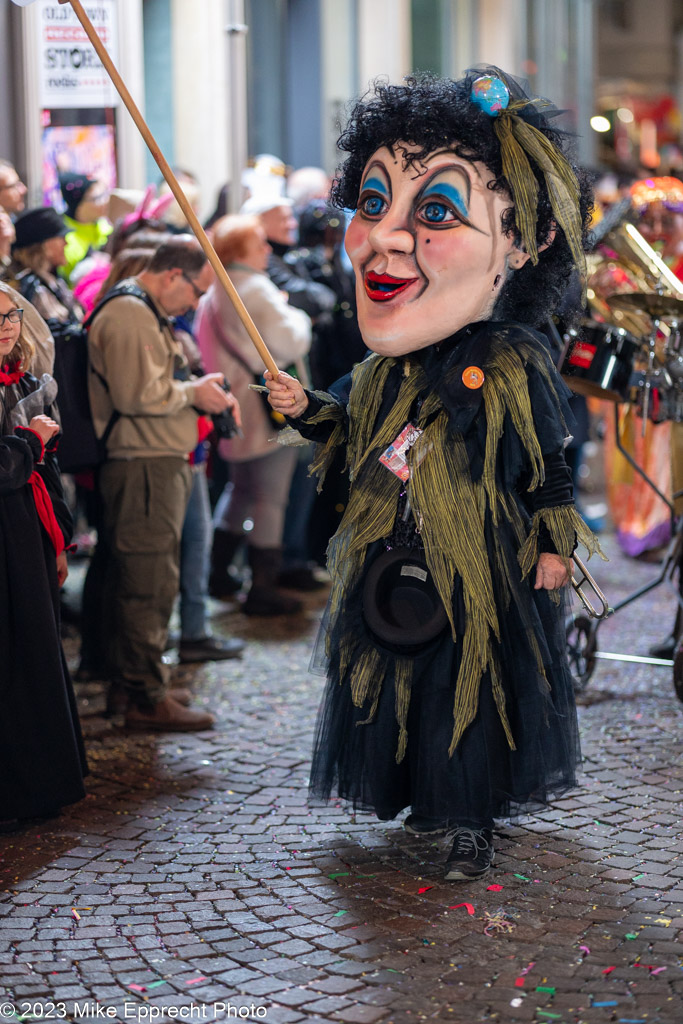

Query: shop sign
<box><xmin>36</xmin><ymin>0</ymin><xmax>119</xmax><ymax>108</ymax></box>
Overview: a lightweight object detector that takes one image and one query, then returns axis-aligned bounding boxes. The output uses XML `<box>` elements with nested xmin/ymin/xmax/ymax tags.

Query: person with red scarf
<box><xmin>0</xmin><ymin>281</ymin><xmax>87</xmax><ymax>831</ymax></box>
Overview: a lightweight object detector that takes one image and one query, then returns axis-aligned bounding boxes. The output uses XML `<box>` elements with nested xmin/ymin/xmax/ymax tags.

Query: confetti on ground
<box><xmin>329</xmin><ymin>872</ymin><xmax>350</xmax><ymax>878</ymax></box>
<box><xmin>592</xmin><ymin>1001</ymin><xmax>619</xmax><ymax>1007</ymax></box>
<box><xmin>580</xmin><ymin>945</ymin><xmax>590</xmax><ymax>956</ymax></box>
<box><xmin>449</xmin><ymin>902</ymin><xmax>475</xmax><ymax>915</ymax></box>
<box><xmin>510</xmin><ymin>997</ymin><xmax>523</xmax><ymax>1007</ymax></box>
<box><xmin>624</xmin><ymin>933</ymin><xmax>638</xmax><ymax>939</ymax></box>
<box><xmin>334</xmin><ymin>910</ymin><xmax>347</xmax><ymax>917</ymax></box>
<box><xmin>649</xmin><ymin>967</ymin><xmax>667</xmax><ymax>975</ymax></box>
<box><xmin>632</xmin><ymin>873</ymin><xmax>645</xmax><ymax>880</ymax></box>
<box><xmin>536</xmin><ymin>1013</ymin><xmax>562</xmax><ymax>1020</ymax></box>
<box><xmin>514</xmin><ymin>873</ymin><xmax>530</xmax><ymax>880</ymax></box>
<box><xmin>185</xmin><ymin>977</ymin><xmax>207</xmax><ymax>986</ymax></box>
<box><xmin>515</xmin><ymin>961</ymin><xmax>536</xmax><ymax>987</ymax></box>
<box><xmin>128</xmin><ymin>984</ymin><xmax>146</xmax><ymax>992</ymax></box>
<box><xmin>145</xmin><ymin>981</ymin><xmax>167</xmax><ymax>990</ymax></box>
<box><xmin>602</xmin><ymin>966</ymin><xmax>616</xmax><ymax>975</ymax></box>
<box><xmin>483</xmin><ymin>910</ymin><xmax>515</xmax><ymax>936</ymax></box>
<box><xmin>487</xmin><ymin>884</ymin><xmax>504</xmax><ymax>892</ymax></box>
<box><xmin>71</xmin><ymin>908</ymin><xmax>80</xmax><ymax>921</ymax></box>
<box><xmin>418</xmin><ymin>886</ymin><xmax>433</xmax><ymax>894</ymax></box>
<box><xmin>536</xmin><ymin>986</ymin><xmax>556</xmax><ymax>995</ymax></box>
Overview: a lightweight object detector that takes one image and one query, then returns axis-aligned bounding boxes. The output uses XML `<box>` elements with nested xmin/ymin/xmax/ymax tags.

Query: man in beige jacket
<box><xmin>88</xmin><ymin>236</ymin><xmax>240</xmax><ymax>731</ymax></box>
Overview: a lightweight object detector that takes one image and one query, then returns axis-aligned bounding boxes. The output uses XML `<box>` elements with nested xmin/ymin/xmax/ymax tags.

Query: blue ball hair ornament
<box><xmin>470</xmin><ymin>75</ymin><xmax>510</xmax><ymax>116</ymax></box>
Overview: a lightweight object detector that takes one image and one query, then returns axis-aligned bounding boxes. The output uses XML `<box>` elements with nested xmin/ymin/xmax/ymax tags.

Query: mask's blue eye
<box><xmin>420</xmin><ymin>201</ymin><xmax>453</xmax><ymax>224</ymax></box>
<box><xmin>360</xmin><ymin>195</ymin><xmax>386</xmax><ymax>217</ymax></box>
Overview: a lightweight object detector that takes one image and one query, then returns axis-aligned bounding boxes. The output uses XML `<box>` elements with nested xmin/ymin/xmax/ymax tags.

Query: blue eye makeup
<box><xmin>357</xmin><ymin>169</ymin><xmax>390</xmax><ymax>218</ymax></box>
<box><xmin>362</xmin><ymin>176</ymin><xmax>389</xmax><ymax>197</ymax></box>
<box><xmin>421</xmin><ymin>181</ymin><xmax>468</xmax><ymax>220</ymax></box>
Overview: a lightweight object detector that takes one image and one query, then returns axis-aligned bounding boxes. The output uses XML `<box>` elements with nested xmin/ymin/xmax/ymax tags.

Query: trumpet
<box><xmin>571</xmin><ymin>553</ymin><xmax>610</xmax><ymax>620</ymax></box>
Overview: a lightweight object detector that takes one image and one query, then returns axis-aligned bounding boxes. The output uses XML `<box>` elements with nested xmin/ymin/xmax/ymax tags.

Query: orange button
<box><xmin>462</xmin><ymin>365</ymin><xmax>485</xmax><ymax>389</ymax></box>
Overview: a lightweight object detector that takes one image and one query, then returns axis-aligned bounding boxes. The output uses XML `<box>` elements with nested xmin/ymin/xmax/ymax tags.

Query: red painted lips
<box><xmin>364</xmin><ymin>270</ymin><xmax>418</xmax><ymax>301</ymax></box>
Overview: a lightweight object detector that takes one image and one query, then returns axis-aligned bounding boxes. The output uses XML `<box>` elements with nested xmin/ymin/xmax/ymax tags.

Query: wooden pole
<box><xmin>58</xmin><ymin>0</ymin><xmax>279</xmax><ymax>377</ymax></box>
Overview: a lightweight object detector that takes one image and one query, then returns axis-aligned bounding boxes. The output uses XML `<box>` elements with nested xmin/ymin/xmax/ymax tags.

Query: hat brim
<box><xmin>362</xmin><ymin>547</ymin><xmax>449</xmax><ymax>652</ymax></box>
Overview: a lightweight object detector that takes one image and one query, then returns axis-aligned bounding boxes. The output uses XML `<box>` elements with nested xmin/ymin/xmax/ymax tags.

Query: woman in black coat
<box><xmin>0</xmin><ymin>282</ymin><xmax>87</xmax><ymax>830</ymax></box>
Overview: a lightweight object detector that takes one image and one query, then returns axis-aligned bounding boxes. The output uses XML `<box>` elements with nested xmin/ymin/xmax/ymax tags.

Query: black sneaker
<box><xmin>444</xmin><ymin>827</ymin><xmax>494</xmax><ymax>880</ymax></box>
<box><xmin>404</xmin><ymin>814</ymin><xmax>451</xmax><ymax>835</ymax></box>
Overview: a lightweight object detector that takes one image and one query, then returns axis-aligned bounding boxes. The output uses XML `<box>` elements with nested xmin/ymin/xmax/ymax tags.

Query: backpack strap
<box><xmin>84</xmin><ymin>281</ymin><xmax>170</xmax><ymax>451</ymax></box>
<box><xmin>84</xmin><ymin>281</ymin><xmax>170</xmax><ymax>390</ymax></box>
<box><xmin>84</xmin><ymin>280</ymin><xmax>169</xmax><ymax>331</ymax></box>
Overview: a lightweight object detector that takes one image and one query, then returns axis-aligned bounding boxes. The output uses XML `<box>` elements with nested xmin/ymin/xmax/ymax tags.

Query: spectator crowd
<box><xmin>0</xmin><ymin>154</ymin><xmax>366</xmax><ymax>832</ymax></box>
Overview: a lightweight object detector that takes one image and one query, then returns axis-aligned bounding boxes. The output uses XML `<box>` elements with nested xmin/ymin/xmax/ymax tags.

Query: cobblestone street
<box><xmin>1</xmin><ymin>531</ymin><xmax>682</xmax><ymax>1024</ymax></box>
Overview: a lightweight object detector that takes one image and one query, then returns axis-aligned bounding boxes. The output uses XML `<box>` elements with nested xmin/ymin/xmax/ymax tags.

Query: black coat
<box><xmin>0</xmin><ymin>373</ymin><xmax>87</xmax><ymax>821</ymax></box>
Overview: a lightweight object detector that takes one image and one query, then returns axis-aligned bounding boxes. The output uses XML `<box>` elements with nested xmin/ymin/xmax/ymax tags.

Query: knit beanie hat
<box><xmin>59</xmin><ymin>171</ymin><xmax>98</xmax><ymax>219</ymax></box>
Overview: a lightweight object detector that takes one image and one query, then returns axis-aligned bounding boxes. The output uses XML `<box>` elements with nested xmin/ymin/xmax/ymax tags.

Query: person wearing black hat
<box><xmin>11</xmin><ymin>207</ymin><xmax>83</xmax><ymax>325</ymax></box>
<box><xmin>265</xmin><ymin>68</ymin><xmax>602</xmax><ymax>882</ymax></box>
<box><xmin>58</xmin><ymin>171</ymin><xmax>112</xmax><ymax>284</ymax></box>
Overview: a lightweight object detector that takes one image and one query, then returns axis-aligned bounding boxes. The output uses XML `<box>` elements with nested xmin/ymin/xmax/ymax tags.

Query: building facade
<box><xmin>0</xmin><ymin>0</ymin><xmax>597</xmax><ymax>219</ymax></box>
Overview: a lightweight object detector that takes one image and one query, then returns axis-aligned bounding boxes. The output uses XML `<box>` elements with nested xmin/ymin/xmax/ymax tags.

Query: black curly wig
<box><xmin>331</xmin><ymin>71</ymin><xmax>593</xmax><ymax>327</ymax></box>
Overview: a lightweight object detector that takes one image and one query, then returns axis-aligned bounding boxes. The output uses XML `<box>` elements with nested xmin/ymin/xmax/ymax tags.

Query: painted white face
<box><xmin>345</xmin><ymin>143</ymin><xmax>529</xmax><ymax>356</ymax></box>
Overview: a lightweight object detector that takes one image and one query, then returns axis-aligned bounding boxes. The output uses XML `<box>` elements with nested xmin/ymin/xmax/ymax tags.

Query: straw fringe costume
<box><xmin>290</xmin><ymin>320</ymin><xmax>599</xmax><ymax>826</ymax></box>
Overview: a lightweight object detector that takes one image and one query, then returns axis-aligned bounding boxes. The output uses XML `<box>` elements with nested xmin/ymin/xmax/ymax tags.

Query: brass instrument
<box><xmin>571</xmin><ymin>553</ymin><xmax>610</xmax><ymax>620</ymax></box>
<box><xmin>588</xmin><ymin>221</ymin><xmax>683</xmax><ymax>336</ymax></box>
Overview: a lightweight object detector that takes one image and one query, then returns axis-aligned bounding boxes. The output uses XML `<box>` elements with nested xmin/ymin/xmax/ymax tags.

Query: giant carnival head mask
<box><xmin>335</xmin><ymin>70</ymin><xmax>590</xmax><ymax>357</ymax></box>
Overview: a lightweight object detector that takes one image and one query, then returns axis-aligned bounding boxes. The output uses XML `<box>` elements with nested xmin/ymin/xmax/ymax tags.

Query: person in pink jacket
<box><xmin>195</xmin><ymin>214</ymin><xmax>312</xmax><ymax>615</ymax></box>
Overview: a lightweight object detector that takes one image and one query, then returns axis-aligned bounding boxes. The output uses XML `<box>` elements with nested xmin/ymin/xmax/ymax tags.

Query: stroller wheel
<box><xmin>565</xmin><ymin>613</ymin><xmax>597</xmax><ymax>693</ymax></box>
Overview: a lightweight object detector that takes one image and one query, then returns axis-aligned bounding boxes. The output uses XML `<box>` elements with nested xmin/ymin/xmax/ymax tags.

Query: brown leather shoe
<box><xmin>106</xmin><ymin>685</ymin><xmax>193</xmax><ymax>717</ymax></box>
<box><xmin>169</xmin><ymin>687</ymin><xmax>192</xmax><ymax>706</ymax></box>
<box><xmin>124</xmin><ymin>695</ymin><xmax>215</xmax><ymax>732</ymax></box>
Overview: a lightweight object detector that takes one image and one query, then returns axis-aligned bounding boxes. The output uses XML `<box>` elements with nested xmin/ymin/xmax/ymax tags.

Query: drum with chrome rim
<box><xmin>559</xmin><ymin>321</ymin><xmax>641</xmax><ymax>402</ymax></box>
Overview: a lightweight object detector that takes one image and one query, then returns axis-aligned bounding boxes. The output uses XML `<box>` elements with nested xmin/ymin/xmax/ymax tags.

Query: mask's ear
<box><xmin>508</xmin><ymin>223</ymin><xmax>557</xmax><ymax>269</ymax></box>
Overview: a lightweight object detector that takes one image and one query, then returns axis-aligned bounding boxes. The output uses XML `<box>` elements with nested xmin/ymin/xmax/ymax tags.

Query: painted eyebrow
<box><xmin>416</xmin><ymin>162</ymin><xmax>490</xmax><ymax>235</ymax></box>
<box><xmin>421</xmin><ymin>180</ymin><xmax>468</xmax><ymax>220</ymax></box>
<box><xmin>359</xmin><ymin>161</ymin><xmax>391</xmax><ymax>196</ymax></box>
<box><xmin>422</xmin><ymin>151</ymin><xmax>477</xmax><ymax>191</ymax></box>
<box><xmin>361</xmin><ymin>175</ymin><xmax>389</xmax><ymax>195</ymax></box>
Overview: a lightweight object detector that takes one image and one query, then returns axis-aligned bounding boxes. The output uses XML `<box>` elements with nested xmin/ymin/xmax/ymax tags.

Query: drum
<box><xmin>631</xmin><ymin>371</ymin><xmax>683</xmax><ymax>423</ymax></box>
<box><xmin>664</xmin><ymin>321</ymin><xmax>683</xmax><ymax>383</ymax></box>
<box><xmin>560</xmin><ymin>321</ymin><xmax>641</xmax><ymax>402</ymax></box>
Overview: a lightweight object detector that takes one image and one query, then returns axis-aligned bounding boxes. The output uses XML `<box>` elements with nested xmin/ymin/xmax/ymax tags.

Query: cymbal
<box><xmin>606</xmin><ymin>291</ymin><xmax>683</xmax><ymax>319</ymax></box>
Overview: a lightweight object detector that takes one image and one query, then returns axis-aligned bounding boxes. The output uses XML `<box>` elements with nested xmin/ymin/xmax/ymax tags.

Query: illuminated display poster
<box><xmin>36</xmin><ymin>0</ymin><xmax>119</xmax><ymax>109</ymax></box>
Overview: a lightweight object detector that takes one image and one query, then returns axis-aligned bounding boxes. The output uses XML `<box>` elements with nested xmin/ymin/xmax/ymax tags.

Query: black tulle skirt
<box><xmin>308</xmin><ymin>541</ymin><xmax>581</xmax><ymax>828</ymax></box>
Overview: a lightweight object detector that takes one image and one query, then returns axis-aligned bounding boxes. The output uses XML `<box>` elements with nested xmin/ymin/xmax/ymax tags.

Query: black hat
<box><xmin>13</xmin><ymin>207</ymin><xmax>68</xmax><ymax>248</ymax></box>
<box><xmin>59</xmin><ymin>171</ymin><xmax>98</xmax><ymax>219</ymax></box>
<box><xmin>362</xmin><ymin>547</ymin><xmax>449</xmax><ymax>653</ymax></box>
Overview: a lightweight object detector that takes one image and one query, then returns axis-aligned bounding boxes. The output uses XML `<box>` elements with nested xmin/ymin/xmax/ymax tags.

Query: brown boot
<box><xmin>243</xmin><ymin>546</ymin><xmax>303</xmax><ymax>616</ymax></box>
<box><xmin>106</xmin><ymin>685</ymin><xmax>193</xmax><ymax>717</ymax></box>
<box><xmin>124</xmin><ymin>695</ymin><xmax>215</xmax><ymax>732</ymax></box>
<box><xmin>209</xmin><ymin>529</ymin><xmax>244</xmax><ymax>599</ymax></box>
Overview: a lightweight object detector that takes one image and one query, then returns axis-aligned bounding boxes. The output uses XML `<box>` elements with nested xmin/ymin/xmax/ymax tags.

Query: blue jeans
<box><xmin>179</xmin><ymin>466</ymin><xmax>212</xmax><ymax>641</ymax></box>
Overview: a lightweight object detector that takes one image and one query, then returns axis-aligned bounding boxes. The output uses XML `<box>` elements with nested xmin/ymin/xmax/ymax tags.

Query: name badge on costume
<box><xmin>379</xmin><ymin>423</ymin><xmax>424</xmax><ymax>481</ymax></box>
